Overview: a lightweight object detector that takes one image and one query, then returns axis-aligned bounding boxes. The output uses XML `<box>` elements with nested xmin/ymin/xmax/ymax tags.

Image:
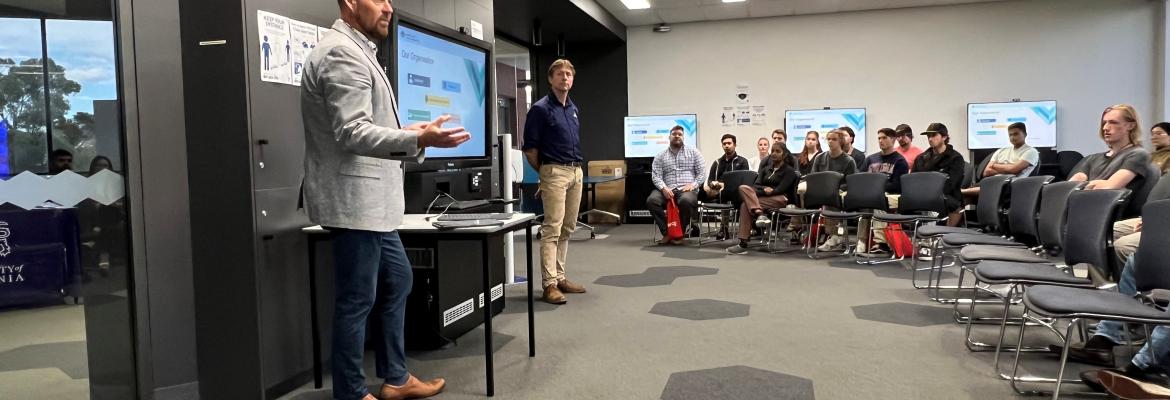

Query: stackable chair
<box><xmin>769</xmin><ymin>171</ymin><xmax>843</xmax><ymax>254</ymax></box>
<box><xmin>803</xmin><ymin>172</ymin><xmax>891</xmax><ymax>260</ymax></box>
<box><xmin>943</xmin><ymin>180</ymin><xmax>1085</xmax><ymax>292</ymax></box>
<box><xmin>1006</xmin><ymin>196</ymin><xmax>1170</xmax><ymax>400</ymax></box>
<box><xmin>911</xmin><ymin>173</ymin><xmax>1013</xmax><ymax>287</ymax></box>
<box><xmin>863</xmin><ymin>172</ymin><xmax>949</xmax><ymax>268</ymax></box>
<box><xmin>924</xmin><ymin>175</ymin><xmax>1052</xmax><ymax>304</ymax></box>
<box><xmin>695</xmin><ymin>170</ymin><xmax>757</xmax><ymax>247</ymax></box>
<box><xmin>959</xmin><ymin>189</ymin><xmax>1125</xmax><ymax>377</ymax></box>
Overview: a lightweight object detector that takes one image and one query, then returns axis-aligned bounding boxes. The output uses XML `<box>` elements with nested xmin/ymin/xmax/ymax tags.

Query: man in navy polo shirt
<box><xmin>523</xmin><ymin>59</ymin><xmax>588</xmax><ymax>305</ymax></box>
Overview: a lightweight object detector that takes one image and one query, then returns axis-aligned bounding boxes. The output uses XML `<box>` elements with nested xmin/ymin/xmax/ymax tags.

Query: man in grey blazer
<box><xmin>301</xmin><ymin>1</ymin><xmax>468</xmax><ymax>399</ymax></box>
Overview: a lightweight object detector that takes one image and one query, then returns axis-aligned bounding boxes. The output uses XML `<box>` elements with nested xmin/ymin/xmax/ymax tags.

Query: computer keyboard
<box><xmin>431</xmin><ymin>219</ymin><xmax>505</xmax><ymax>229</ymax></box>
<box><xmin>435</xmin><ymin>213</ymin><xmax>514</xmax><ymax>221</ymax></box>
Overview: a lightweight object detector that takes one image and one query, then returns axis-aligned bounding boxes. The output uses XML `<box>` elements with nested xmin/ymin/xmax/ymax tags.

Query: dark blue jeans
<box><xmin>330</xmin><ymin>229</ymin><xmax>412</xmax><ymax>400</ymax></box>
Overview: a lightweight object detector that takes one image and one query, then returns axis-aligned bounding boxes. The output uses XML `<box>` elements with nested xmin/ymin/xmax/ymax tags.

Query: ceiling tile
<box><xmin>595</xmin><ymin>0</ymin><xmax>1023</xmax><ymax>27</ymax></box>
<box><xmin>701</xmin><ymin>3</ymin><xmax>749</xmax><ymax>20</ymax></box>
<box><xmin>656</xmin><ymin>6</ymin><xmax>710</xmax><ymax>23</ymax></box>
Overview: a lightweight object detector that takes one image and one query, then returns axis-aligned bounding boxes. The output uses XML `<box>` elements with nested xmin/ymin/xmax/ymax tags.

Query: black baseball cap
<box><xmin>920</xmin><ymin>122</ymin><xmax>949</xmax><ymax>136</ymax></box>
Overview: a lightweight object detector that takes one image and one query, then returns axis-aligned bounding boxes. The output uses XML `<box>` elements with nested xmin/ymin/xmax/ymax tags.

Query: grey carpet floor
<box><xmin>279</xmin><ymin>225</ymin><xmax>1113</xmax><ymax>400</ymax></box>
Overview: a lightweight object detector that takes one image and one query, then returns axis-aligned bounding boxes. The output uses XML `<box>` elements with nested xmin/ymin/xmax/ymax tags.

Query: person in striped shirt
<box><xmin>647</xmin><ymin>125</ymin><xmax>706</xmax><ymax>244</ymax></box>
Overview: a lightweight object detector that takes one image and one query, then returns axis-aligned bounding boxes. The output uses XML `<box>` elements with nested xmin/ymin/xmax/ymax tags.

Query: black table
<box><xmin>303</xmin><ymin>213</ymin><xmax>537</xmax><ymax>396</ymax></box>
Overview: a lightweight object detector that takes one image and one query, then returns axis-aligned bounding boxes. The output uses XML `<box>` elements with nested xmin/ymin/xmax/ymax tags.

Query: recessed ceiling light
<box><xmin>722</xmin><ymin>0</ymin><xmax>746</xmax><ymax>3</ymax></box>
<box><xmin>621</xmin><ymin>0</ymin><xmax>651</xmax><ymax>10</ymax></box>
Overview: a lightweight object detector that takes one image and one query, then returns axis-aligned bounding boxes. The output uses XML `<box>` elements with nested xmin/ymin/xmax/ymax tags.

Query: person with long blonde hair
<box><xmin>1068</xmin><ymin>104</ymin><xmax>1152</xmax><ymax>204</ymax></box>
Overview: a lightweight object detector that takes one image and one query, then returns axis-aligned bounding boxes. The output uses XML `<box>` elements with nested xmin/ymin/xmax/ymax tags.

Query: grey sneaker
<box><xmin>726</xmin><ymin>244</ymin><xmax>749</xmax><ymax>255</ymax></box>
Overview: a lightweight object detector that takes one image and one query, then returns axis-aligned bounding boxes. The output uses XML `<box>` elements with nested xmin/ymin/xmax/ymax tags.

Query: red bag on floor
<box><xmin>885</xmin><ymin>224</ymin><xmax>913</xmax><ymax>258</ymax></box>
<box><xmin>665</xmin><ymin>198</ymin><xmax>685</xmax><ymax>240</ymax></box>
<box><xmin>802</xmin><ymin>218</ymin><xmax>823</xmax><ymax>246</ymax></box>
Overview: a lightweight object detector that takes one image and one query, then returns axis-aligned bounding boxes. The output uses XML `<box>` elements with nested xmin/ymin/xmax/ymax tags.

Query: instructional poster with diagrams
<box><xmin>720</xmin><ymin>106</ymin><xmax>734</xmax><ymax>127</ymax></box>
<box><xmin>289</xmin><ymin>19</ymin><xmax>320</xmax><ymax>86</ymax></box>
<box><xmin>258</xmin><ymin>10</ymin><xmax>292</xmax><ymax>84</ymax></box>
<box><xmin>751</xmin><ymin>105</ymin><xmax>767</xmax><ymax>126</ymax></box>
<box><xmin>736</xmin><ymin>106</ymin><xmax>751</xmax><ymax>127</ymax></box>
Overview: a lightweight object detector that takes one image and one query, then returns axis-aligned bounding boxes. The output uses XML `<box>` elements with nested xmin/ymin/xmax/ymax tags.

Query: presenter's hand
<box><xmin>417</xmin><ymin>114</ymin><xmax>470</xmax><ymax>149</ymax></box>
<box><xmin>661</xmin><ymin>188</ymin><xmax>675</xmax><ymax>201</ymax></box>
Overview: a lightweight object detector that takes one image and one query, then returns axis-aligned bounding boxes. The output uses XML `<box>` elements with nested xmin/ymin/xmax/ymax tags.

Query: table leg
<box><xmin>308</xmin><ymin>236</ymin><xmax>322</xmax><ymax>389</ymax></box>
<box><xmin>526</xmin><ymin>221</ymin><xmax>535</xmax><ymax>357</ymax></box>
<box><xmin>481</xmin><ymin>238</ymin><xmax>494</xmax><ymax>396</ymax></box>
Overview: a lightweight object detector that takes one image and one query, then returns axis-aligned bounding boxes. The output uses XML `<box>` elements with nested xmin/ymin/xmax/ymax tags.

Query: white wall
<box><xmin>628</xmin><ymin>0</ymin><xmax>1160</xmax><ymax>162</ymax></box>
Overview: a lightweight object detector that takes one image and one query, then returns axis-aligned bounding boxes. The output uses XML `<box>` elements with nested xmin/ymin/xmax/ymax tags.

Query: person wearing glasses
<box><xmin>1151</xmin><ymin>122</ymin><xmax>1170</xmax><ymax>174</ymax></box>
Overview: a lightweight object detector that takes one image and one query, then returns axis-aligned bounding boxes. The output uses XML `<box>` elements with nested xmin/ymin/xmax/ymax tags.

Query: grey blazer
<box><xmin>301</xmin><ymin>20</ymin><xmax>424</xmax><ymax>232</ymax></box>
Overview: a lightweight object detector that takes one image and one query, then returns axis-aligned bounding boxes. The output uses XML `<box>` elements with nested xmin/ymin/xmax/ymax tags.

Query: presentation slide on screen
<box><xmin>624</xmin><ymin>115</ymin><xmax>698</xmax><ymax>158</ymax></box>
<box><xmin>967</xmin><ymin>101</ymin><xmax>1056</xmax><ymax>149</ymax></box>
<box><xmin>784</xmin><ymin>109</ymin><xmax>867</xmax><ymax>152</ymax></box>
<box><xmin>396</xmin><ymin>24</ymin><xmax>488</xmax><ymax>158</ymax></box>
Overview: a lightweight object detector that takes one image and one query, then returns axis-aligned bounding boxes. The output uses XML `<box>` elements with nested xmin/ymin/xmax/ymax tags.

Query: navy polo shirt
<box><xmin>522</xmin><ymin>94</ymin><xmax>582</xmax><ymax>164</ymax></box>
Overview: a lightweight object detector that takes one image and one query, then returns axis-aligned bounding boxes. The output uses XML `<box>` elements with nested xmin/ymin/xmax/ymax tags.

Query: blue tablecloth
<box><xmin>0</xmin><ymin>207</ymin><xmax>81</xmax><ymax>308</ymax></box>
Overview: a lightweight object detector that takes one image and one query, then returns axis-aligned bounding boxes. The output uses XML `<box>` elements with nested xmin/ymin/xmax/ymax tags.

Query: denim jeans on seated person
<box><xmin>330</xmin><ymin>228</ymin><xmax>413</xmax><ymax>400</ymax></box>
<box><xmin>1093</xmin><ymin>255</ymin><xmax>1170</xmax><ymax>370</ymax></box>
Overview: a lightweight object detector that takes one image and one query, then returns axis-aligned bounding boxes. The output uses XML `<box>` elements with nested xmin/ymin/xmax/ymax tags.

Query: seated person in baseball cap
<box><xmin>912</xmin><ymin>122</ymin><xmax>966</xmax><ymax>226</ymax></box>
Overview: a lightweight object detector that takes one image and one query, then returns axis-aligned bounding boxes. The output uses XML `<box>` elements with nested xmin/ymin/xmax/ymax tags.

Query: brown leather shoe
<box><xmin>542</xmin><ymin>285</ymin><xmax>566</xmax><ymax>304</ymax></box>
<box><xmin>557</xmin><ymin>279</ymin><xmax>586</xmax><ymax>294</ymax></box>
<box><xmin>379</xmin><ymin>374</ymin><xmax>445</xmax><ymax>400</ymax></box>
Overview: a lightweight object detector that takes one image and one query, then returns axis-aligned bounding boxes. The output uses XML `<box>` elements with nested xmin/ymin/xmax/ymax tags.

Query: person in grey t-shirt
<box><xmin>811</xmin><ymin>128</ymin><xmax>856</xmax><ymax>252</ymax></box>
<box><xmin>811</xmin><ymin>129</ymin><xmax>858</xmax><ymax>176</ymax></box>
<box><xmin>1069</xmin><ymin>104</ymin><xmax>1152</xmax><ymax>218</ymax></box>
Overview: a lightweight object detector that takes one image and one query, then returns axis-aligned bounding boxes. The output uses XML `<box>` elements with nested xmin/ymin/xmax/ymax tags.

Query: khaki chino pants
<box><xmin>538</xmin><ymin>164</ymin><xmax>583</xmax><ymax>288</ymax></box>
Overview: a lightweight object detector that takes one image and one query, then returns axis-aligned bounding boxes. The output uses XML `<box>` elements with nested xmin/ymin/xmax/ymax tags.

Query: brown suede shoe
<box><xmin>542</xmin><ymin>285</ymin><xmax>566</xmax><ymax>304</ymax></box>
<box><xmin>557</xmin><ymin>279</ymin><xmax>586</xmax><ymax>294</ymax></box>
<box><xmin>379</xmin><ymin>374</ymin><xmax>445</xmax><ymax>400</ymax></box>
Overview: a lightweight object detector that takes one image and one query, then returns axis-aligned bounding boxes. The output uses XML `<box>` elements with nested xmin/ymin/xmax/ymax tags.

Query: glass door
<box><xmin>0</xmin><ymin>2</ymin><xmax>138</xmax><ymax>398</ymax></box>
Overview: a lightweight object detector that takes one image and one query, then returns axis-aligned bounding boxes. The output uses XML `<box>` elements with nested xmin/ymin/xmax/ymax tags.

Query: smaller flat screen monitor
<box><xmin>784</xmin><ymin>108</ymin><xmax>867</xmax><ymax>153</ymax></box>
<box><xmin>967</xmin><ymin>100</ymin><xmax>1057</xmax><ymax>149</ymax></box>
<box><xmin>624</xmin><ymin>114</ymin><xmax>698</xmax><ymax>158</ymax></box>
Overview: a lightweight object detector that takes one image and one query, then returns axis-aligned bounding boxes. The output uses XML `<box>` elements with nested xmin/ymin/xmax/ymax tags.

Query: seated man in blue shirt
<box><xmin>647</xmin><ymin>125</ymin><xmax>706</xmax><ymax>245</ymax></box>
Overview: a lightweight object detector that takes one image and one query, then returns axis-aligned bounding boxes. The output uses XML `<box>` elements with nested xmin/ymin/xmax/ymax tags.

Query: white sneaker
<box><xmin>818</xmin><ymin>235</ymin><xmax>845</xmax><ymax>252</ymax></box>
<box><xmin>755</xmin><ymin>215</ymin><xmax>772</xmax><ymax>228</ymax></box>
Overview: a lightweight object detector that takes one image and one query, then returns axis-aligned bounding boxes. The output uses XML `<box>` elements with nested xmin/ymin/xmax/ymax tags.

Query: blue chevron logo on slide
<box><xmin>463</xmin><ymin>58</ymin><xmax>487</xmax><ymax>104</ymax></box>
<box><xmin>1031</xmin><ymin>106</ymin><xmax>1056</xmax><ymax>125</ymax></box>
<box><xmin>842</xmin><ymin>112</ymin><xmax>866</xmax><ymax>132</ymax></box>
<box><xmin>676</xmin><ymin>119</ymin><xmax>697</xmax><ymax>135</ymax></box>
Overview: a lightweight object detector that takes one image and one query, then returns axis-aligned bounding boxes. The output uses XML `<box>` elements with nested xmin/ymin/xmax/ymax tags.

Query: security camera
<box><xmin>652</xmin><ymin>23</ymin><xmax>671</xmax><ymax>33</ymax></box>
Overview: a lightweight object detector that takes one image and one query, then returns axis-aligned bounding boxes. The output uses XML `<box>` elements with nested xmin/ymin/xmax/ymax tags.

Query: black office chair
<box><xmin>772</xmin><ymin>171</ymin><xmax>843</xmax><ymax>254</ymax></box>
<box><xmin>816</xmin><ymin>172</ymin><xmax>889</xmax><ymax>259</ymax></box>
<box><xmin>862</xmin><ymin>172</ymin><xmax>948</xmax><ymax>268</ymax></box>
<box><xmin>953</xmin><ymin>181</ymin><xmax>1085</xmax><ymax>270</ymax></box>
<box><xmin>1056</xmin><ymin>151</ymin><xmax>1084</xmax><ymax>181</ymax></box>
<box><xmin>695</xmin><ymin>170</ymin><xmax>757</xmax><ymax>246</ymax></box>
<box><xmin>962</xmin><ymin>189</ymin><xmax>1124</xmax><ymax>373</ymax></box>
<box><xmin>944</xmin><ymin>176</ymin><xmax>1054</xmax><ymax>325</ymax></box>
<box><xmin>923</xmin><ymin>175</ymin><xmax>1029</xmax><ymax>303</ymax></box>
<box><xmin>1122</xmin><ymin>163</ymin><xmax>1161</xmax><ymax>219</ymax></box>
<box><xmin>1007</xmin><ymin>196</ymin><xmax>1168</xmax><ymax>400</ymax></box>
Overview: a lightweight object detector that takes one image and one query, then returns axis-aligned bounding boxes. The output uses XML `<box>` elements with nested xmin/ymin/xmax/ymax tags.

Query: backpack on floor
<box><xmin>665</xmin><ymin>198</ymin><xmax>685</xmax><ymax>240</ymax></box>
<box><xmin>885</xmin><ymin>223</ymin><xmax>913</xmax><ymax>258</ymax></box>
